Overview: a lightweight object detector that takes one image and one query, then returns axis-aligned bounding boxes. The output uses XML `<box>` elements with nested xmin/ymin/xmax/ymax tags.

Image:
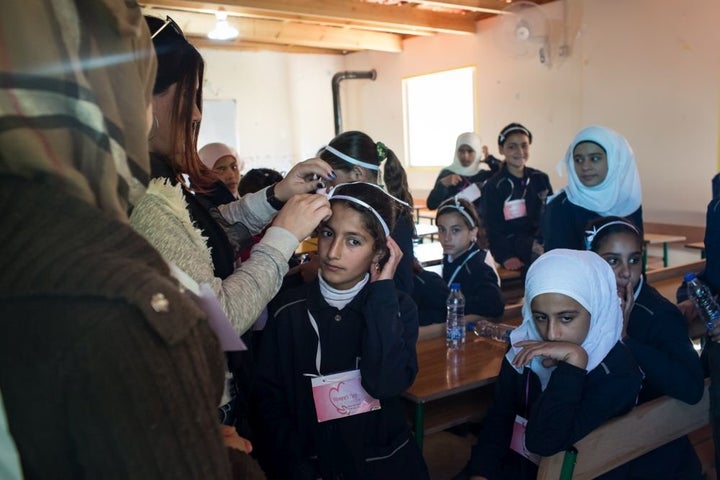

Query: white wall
<box><xmin>199</xmin><ymin>49</ymin><xmax>344</xmax><ymax>174</ymax></box>
<box><xmin>342</xmin><ymin>0</ymin><xmax>720</xmax><ymax>225</ymax></box>
<box><xmin>198</xmin><ymin>0</ymin><xmax>720</xmax><ymax>225</ymax></box>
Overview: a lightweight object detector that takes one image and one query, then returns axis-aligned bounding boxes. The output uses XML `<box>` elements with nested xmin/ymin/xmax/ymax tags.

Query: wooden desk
<box><xmin>414</xmin><ymin>242</ymin><xmax>443</xmax><ymax>266</ymax></box>
<box><xmin>404</xmin><ymin>335</ymin><xmax>508</xmax><ymax>448</ymax></box>
<box><xmin>295</xmin><ymin>237</ymin><xmax>318</xmax><ymax>255</ymax></box>
<box><xmin>644</xmin><ymin>233</ymin><xmax>687</xmax><ymax>268</ymax></box>
<box><xmin>686</xmin><ymin>241</ymin><xmax>706</xmax><ymax>259</ymax></box>
<box><xmin>415</xmin><ymin>223</ymin><xmax>438</xmax><ymax>242</ymax></box>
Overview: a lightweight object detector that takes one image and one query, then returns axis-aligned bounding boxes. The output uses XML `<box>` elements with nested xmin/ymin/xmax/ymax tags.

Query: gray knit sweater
<box><xmin>130</xmin><ymin>179</ymin><xmax>299</xmax><ymax>336</ymax></box>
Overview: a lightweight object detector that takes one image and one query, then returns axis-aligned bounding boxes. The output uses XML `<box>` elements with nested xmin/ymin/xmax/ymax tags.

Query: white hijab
<box><xmin>447</xmin><ymin>132</ymin><xmax>485</xmax><ymax>176</ymax></box>
<box><xmin>558</xmin><ymin>125</ymin><xmax>642</xmax><ymax>217</ymax></box>
<box><xmin>506</xmin><ymin>249</ymin><xmax>622</xmax><ymax>390</ymax></box>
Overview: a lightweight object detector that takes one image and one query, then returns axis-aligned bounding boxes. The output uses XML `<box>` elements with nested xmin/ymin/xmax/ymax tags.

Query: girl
<box><xmin>319</xmin><ymin>130</ymin><xmax>416</xmax><ymax>295</ymax></box>
<box><xmin>255</xmin><ymin>182</ymin><xmax>429</xmax><ymax>480</ymax></box>
<box><xmin>483</xmin><ymin>123</ymin><xmax>553</xmax><ymax>272</ymax></box>
<box><xmin>436</xmin><ymin>197</ymin><xmax>504</xmax><ymax>320</ymax></box>
<box><xmin>464</xmin><ymin>249</ymin><xmax>643</xmax><ymax>480</ymax></box>
<box><xmin>588</xmin><ymin>216</ymin><xmax>704</xmax><ymax>479</ymax></box>
<box><xmin>198</xmin><ymin>142</ymin><xmax>244</xmax><ymax>199</ymax></box>
<box><xmin>542</xmin><ymin>125</ymin><xmax>643</xmax><ymax>251</ymax></box>
<box><xmin>427</xmin><ymin>132</ymin><xmax>493</xmax><ymax>210</ymax></box>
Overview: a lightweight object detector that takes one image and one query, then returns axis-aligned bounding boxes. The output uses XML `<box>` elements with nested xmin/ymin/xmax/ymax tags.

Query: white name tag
<box><xmin>503</xmin><ymin>198</ymin><xmax>527</xmax><ymax>220</ymax></box>
<box><xmin>310</xmin><ymin>369</ymin><xmax>381</xmax><ymax>423</ymax></box>
<box><xmin>457</xmin><ymin>182</ymin><xmax>482</xmax><ymax>203</ymax></box>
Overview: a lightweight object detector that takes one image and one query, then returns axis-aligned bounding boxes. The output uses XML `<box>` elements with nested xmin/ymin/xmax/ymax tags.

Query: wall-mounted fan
<box><xmin>494</xmin><ymin>0</ymin><xmax>556</xmax><ymax>66</ymax></box>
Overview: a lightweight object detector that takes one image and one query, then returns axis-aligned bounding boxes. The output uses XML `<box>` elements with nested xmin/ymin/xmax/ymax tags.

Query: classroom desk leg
<box><xmin>663</xmin><ymin>242</ymin><xmax>669</xmax><ymax>267</ymax></box>
<box><xmin>559</xmin><ymin>448</ymin><xmax>578</xmax><ymax>480</ymax></box>
<box><xmin>414</xmin><ymin>403</ymin><xmax>425</xmax><ymax>450</ymax></box>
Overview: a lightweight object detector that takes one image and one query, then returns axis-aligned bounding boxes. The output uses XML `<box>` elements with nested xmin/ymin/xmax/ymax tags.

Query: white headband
<box><xmin>327</xmin><ymin>182</ymin><xmax>409</xmax><ymax>236</ymax></box>
<box><xmin>585</xmin><ymin>220</ymin><xmax>640</xmax><ymax>249</ymax></box>
<box><xmin>437</xmin><ymin>196</ymin><xmax>476</xmax><ymax>228</ymax></box>
<box><xmin>323</xmin><ymin>145</ymin><xmax>380</xmax><ymax>171</ymax></box>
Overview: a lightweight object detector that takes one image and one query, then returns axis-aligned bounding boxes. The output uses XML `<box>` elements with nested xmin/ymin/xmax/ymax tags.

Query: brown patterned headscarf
<box><xmin>0</xmin><ymin>0</ymin><xmax>157</xmax><ymax>221</ymax></box>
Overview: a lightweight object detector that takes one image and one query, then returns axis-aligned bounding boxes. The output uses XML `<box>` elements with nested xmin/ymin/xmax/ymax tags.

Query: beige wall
<box><xmin>342</xmin><ymin>0</ymin><xmax>720</xmax><ymax>225</ymax></box>
<box><xmin>199</xmin><ymin>0</ymin><xmax>720</xmax><ymax>225</ymax></box>
<box><xmin>198</xmin><ymin>49</ymin><xmax>344</xmax><ymax>174</ymax></box>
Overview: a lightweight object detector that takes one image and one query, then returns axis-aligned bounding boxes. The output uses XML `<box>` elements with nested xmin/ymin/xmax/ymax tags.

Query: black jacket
<box><xmin>442</xmin><ymin>245</ymin><xmax>504</xmax><ymax>318</ymax></box>
<box><xmin>542</xmin><ymin>190</ymin><xmax>644</xmax><ymax>252</ymax></box>
<box><xmin>482</xmin><ymin>164</ymin><xmax>552</xmax><ymax>265</ymax></box>
<box><xmin>606</xmin><ymin>280</ymin><xmax>704</xmax><ymax>479</ymax></box>
<box><xmin>426</xmin><ymin>168</ymin><xmax>492</xmax><ymax>210</ymax></box>
<box><xmin>467</xmin><ymin>342</ymin><xmax>643</xmax><ymax>479</ymax></box>
<box><xmin>254</xmin><ymin>279</ymin><xmax>428</xmax><ymax>480</ymax></box>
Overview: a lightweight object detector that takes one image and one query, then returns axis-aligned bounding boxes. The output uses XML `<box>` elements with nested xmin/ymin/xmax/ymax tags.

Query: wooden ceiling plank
<box><xmin>141</xmin><ymin>0</ymin><xmax>479</xmax><ymax>34</ymax></box>
<box><xmin>144</xmin><ymin>8</ymin><xmax>403</xmax><ymax>52</ymax></box>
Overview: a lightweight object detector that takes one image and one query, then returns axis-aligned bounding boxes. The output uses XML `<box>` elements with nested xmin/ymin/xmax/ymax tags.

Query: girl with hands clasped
<box><xmin>462</xmin><ymin>249</ymin><xmax>642</xmax><ymax>480</ymax></box>
<box><xmin>588</xmin><ymin>217</ymin><xmax>704</xmax><ymax>479</ymax></box>
<box><xmin>254</xmin><ymin>182</ymin><xmax>429</xmax><ymax>480</ymax></box>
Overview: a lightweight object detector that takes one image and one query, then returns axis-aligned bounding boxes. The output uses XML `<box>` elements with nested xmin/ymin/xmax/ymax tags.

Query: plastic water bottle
<box><xmin>470</xmin><ymin>319</ymin><xmax>515</xmax><ymax>342</ymax></box>
<box><xmin>446</xmin><ymin>283</ymin><xmax>466</xmax><ymax>349</ymax></box>
<box><xmin>685</xmin><ymin>272</ymin><xmax>720</xmax><ymax>330</ymax></box>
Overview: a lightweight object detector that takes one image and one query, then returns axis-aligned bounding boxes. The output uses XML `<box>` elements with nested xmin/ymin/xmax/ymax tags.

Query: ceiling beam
<box><xmin>144</xmin><ymin>8</ymin><xmax>403</xmax><ymax>52</ymax></box>
<box><xmin>189</xmin><ymin>37</ymin><xmax>340</xmax><ymax>54</ymax></box>
<box><xmin>141</xmin><ymin>0</ymin><xmax>479</xmax><ymax>35</ymax></box>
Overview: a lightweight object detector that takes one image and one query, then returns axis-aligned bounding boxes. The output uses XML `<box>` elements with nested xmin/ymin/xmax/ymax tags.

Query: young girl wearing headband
<box><xmin>427</xmin><ymin>132</ymin><xmax>492</xmax><ymax>210</ymax></box>
<box><xmin>588</xmin><ymin>217</ymin><xmax>704</xmax><ymax>478</ymax></box>
<box><xmin>319</xmin><ymin>130</ymin><xmax>416</xmax><ymax>295</ymax></box>
<box><xmin>483</xmin><ymin>123</ymin><xmax>553</xmax><ymax>273</ymax></box>
<box><xmin>542</xmin><ymin>125</ymin><xmax>643</xmax><ymax>251</ymax></box>
<box><xmin>436</xmin><ymin>198</ymin><xmax>504</xmax><ymax>320</ymax></box>
<box><xmin>254</xmin><ymin>182</ymin><xmax>429</xmax><ymax>479</ymax></box>
<box><xmin>463</xmin><ymin>249</ymin><xmax>642</xmax><ymax>479</ymax></box>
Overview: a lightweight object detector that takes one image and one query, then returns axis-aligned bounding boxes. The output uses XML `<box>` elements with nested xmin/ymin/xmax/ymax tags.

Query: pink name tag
<box><xmin>311</xmin><ymin>369</ymin><xmax>381</xmax><ymax>423</ymax></box>
<box><xmin>510</xmin><ymin>415</ymin><xmax>540</xmax><ymax>465</ymax></box>
<box><xmin>503</xmin><ymin>198</ymin><xmax>527</xmax><ymax>220</ymax></box>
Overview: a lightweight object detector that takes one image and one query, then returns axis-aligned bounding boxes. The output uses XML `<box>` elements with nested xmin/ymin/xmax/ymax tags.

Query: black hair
<box><xmin>238</xmin><ymin>168</ymin><xmax>283</xmax><ymax>196</ymax></box>
<box><xmin>586</xmin><ymin>216</ymin><xmax>642</xmax><ymax>252</ymax></box>
<box><xmin>320</xmin><ymin>131</ymin><xmax>415</xmax><ymax>229</ymax></box>
<box><xmin>329</xmin><ymin>182</ymin><xmax>398</xmax><ymax>268</ymax></box>
<box><xmin>498</xmin><ymin>123</ymin><xmax>533</xmax><ymax>148</ymax></box>
<box><xmin>574</xmin><ymin>140</ymin><xmax>607</xmax><ymax>155</ymax></box>
<box><xmin>435</xmin><ymin>197</ymin><xmax>488</xmax><ymax>249</ymax></box>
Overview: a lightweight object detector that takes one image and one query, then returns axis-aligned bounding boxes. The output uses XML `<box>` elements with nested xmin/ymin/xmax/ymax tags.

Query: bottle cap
<box><xmin>683</xmin><ymin>272</ymin><xmax>697</xmax><ymax>282</ymax></box>
<box><xmin>451</xmin><ymin>283</ymin><xmax>461</xmax><ymax>291</ymax></box>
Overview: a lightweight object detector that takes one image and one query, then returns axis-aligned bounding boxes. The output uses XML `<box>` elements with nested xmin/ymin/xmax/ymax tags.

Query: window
<box><xmin>403</xmin><ymin>66</ymin><xmax>476</xmax><ymax>168</ymax></box>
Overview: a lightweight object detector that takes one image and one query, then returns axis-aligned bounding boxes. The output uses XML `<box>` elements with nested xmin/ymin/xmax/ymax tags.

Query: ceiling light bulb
<box><xmin>208</xmin><ymin>10</ymin><xmax>238</xmax><ymax>40</ymax></box>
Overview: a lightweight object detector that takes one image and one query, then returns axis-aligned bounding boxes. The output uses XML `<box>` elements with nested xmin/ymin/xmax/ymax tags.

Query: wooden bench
<box><xmin>537</xmin><ymin>379</ymin><xmax>710</xmax><ymax>480</ymax></box>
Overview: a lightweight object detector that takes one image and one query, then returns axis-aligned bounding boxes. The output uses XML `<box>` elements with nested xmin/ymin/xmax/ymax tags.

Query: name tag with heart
<box><xmin>510</xmin><ymin>415</ymin><xmax>541</xmax><ymax>465</ymax></box>
<box><xmin>311</xmin><ymin>369</ymin><xmax>381</xmax><ymax>423</ymax></box>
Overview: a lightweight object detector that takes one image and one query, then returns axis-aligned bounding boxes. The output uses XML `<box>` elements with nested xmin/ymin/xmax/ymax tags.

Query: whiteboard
<box><xmin>198</xmin><ymin>99</ymin><xmax>237</xmax><ymax>152</ymax></box>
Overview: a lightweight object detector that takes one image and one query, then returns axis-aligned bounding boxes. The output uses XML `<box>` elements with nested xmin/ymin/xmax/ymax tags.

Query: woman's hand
<box><xmin>274</xmin><ymin>157</ymin><xmax>336</xmax><ymax>202</ymax></box>
<box><xmin>511</xmin><ymin>340</ymin><xmax>589</xmax><ymax>370</ymax></box>
<box><xmin>503</xmin><ymin>257</ymin><xmax>525</xmax><ymax>271</ymax></box>
<box><xmin>440</xmin><ymin>174</ymin><xmax>462</xmax><ymax>187</ymax></box>
<box><xmin>272</xmin><ymin>194</ymin><xmax>331</xmax><ymax>241</ymax></box>
<box><xmin>619</xmin><ymin>281</ymin><xmax>634</xmax><ymax>339</ymax></box>
<box><xmin>370</xmin><ymin>236</ymin><xmax>402</xmax><ymax>283</ymax></box>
